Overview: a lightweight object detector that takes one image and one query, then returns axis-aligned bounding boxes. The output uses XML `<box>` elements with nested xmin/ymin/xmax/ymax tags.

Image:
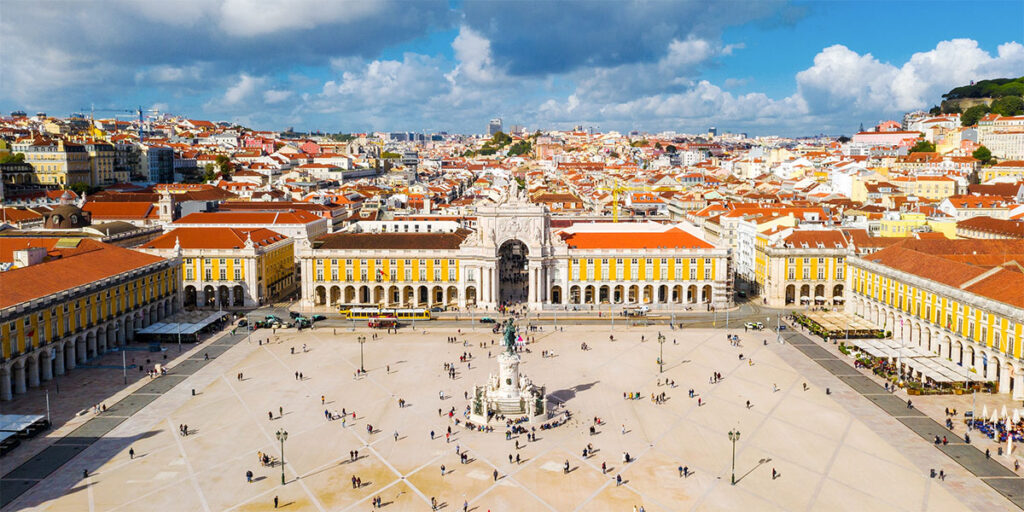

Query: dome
<box><xmin>44</xmin><ymin>204</ymin><xmax>91</xmax><ymax>229</ymax></box>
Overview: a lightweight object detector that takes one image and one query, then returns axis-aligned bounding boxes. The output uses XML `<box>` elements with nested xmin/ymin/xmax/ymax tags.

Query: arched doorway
<box><xmin>184</xmin><ymin>286</ymin><xmax>197</xmax><ymax>308</ymax></box>
<box><xmin>497</xmin><ymin>240</ymin><xmax>529</xmax><ymax>305</ymax></box>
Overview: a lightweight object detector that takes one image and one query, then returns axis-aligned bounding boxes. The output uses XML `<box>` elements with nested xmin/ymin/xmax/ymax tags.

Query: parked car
<box><xmin>265</xmin><ymin>315</ymin><xmax>282</xmax><ymax>324</ymax></box>
<box><xmin>311</xmin><ymin>314</ymin><xmax>326</xmax><ymax>322</ymax></box>
<box><xmin>429</xmin><ymin>307</ymin><xmax>445</xmax><ymax>313</ymax></box>
<box><xmin>288</xmin><ymin>311</ymin><xmax>301</xmax><ymax>319</ymax></box>
<box><xmin>237</xmin><ymin>319</ymin><xmax>248</xmax><ymax>327</ymax></box>
<box><xmin>744</xmin><ymin>322</ymin><xmax>765</xmax><ymax>330</ymax></box>
<box><xmin>480</xmin><ymin>317</ymin><xmax>496</xmax><ymax>324</ymax></box>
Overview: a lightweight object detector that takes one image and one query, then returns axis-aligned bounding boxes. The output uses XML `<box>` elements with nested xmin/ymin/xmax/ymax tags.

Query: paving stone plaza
<box><xmin>2</xmin><ymin>322</ymin><xmax>1019</xmax><ymax>511</ymax></box>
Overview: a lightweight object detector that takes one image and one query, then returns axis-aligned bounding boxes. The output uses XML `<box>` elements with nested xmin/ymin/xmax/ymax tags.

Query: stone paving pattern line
<box><xmin>5</xmin><ymin>325</ymin><xmax>1019</xmax><ymax>512</ymax></box>
<box><xmin>0</xmin><ymin>331</ymin><xmax>246</xmax><ymax>509</ymax></box>
<box><xmin>784</xmin><ymin>330</ymin><xmax>1024</xmax><ymax>509</ymax></box>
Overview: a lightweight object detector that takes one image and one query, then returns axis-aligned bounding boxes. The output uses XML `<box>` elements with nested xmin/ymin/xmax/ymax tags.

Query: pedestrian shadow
<box><xmin>252</xmin><ymin>476</ymin><xmax>267</xmax><ymax>483</ymax></box>
<box><xmin>357</xmin><ymin>480</ymin><xmax>373</xmax><ymax>488</ymax></box>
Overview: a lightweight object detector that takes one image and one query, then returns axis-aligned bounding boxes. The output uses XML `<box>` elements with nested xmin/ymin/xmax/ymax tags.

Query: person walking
<box><xmin>494</xmin><ymin>469</ymin><xmax>499</xmax><ymax>481</ymax></box>
<box><xmin>440</xmin><ymin>464</ymin><xmax>446</xmax><ymax>476</ymax></box>
<box><xmin>274</xmin><ymin>496</ymin><xmax>279</xmax><ymax>508</ymax></box>
<box><xmin>129</xmin><ymin>448</ymin><xmax>135</xmax><ymax>459</ymax></box>
<box><xmin>246</xmin><ymin>470</ymin><xmax>253</xmax><ymax>483</ymax></box>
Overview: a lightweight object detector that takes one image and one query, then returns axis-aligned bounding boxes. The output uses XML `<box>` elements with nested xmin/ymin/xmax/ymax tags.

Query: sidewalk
<box><xmin>780</xmin><ymin>319</ymin><xmax>1024</xmax><ymax>509</ymax></box>
<box><xmin>0</xmin><ymin>325</ymin><xmax>250</xmax><ymax>510</ymax></box>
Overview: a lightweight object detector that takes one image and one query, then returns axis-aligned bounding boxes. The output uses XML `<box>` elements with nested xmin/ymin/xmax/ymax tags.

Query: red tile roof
<box><xmin>560</xmin><ymin>227</ymin><xmax>713</xmax><ymax>249</ymax></box>
<box><xmin>141</xmin><ymin>227</ymin><xmax>288</xmax><ymax>250</ymax></box>
<box><xmin>0</xmin><ymin>239</ymin><xmax>167</xmax><ymax>309</ymax></box>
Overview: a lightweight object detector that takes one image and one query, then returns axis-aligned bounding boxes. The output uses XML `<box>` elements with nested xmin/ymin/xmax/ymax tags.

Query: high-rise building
<box><xmin>488</xmin><ymin>118</ymin><xmax>503</xmax><ymax>136</ymax></box>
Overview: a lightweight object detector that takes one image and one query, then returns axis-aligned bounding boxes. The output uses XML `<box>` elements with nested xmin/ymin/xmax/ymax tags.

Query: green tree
<box><xmin>654</xmin><ymin>142</ymin><xmax>663</xmax><ymax>150</ymax></box>
<box><xmin>490</xmin><ymin>131</ymin><xmax>512</xmax><ymax>147</ymax></box>
<box><xmin>0</xmin><ymin>152</ymin><xmax>25</xmax><ymax>164</ymax></box>
<box><xmin>214</xmin><ymin>154</ymin><xmax>234</xmax><ymax>175</ymax></box>
<box><xmin>68</xmin><ymin>182</ymin><xmax>92</xmax><ymax>195</ymax></box>
<box><xmin>961</xmin><ymin>104</ymin><xmax>991</xmax><ymax>126</ymax></box>
<box><xmin>972</xmin><ymin>145</ymin><xmax>992</xmax><ymax>164</ymax></box>
<box><xmin>837</xmin><ymin>135</ymin><xmax>851</xmax><ymax>143</ymax></box>
<box><xmin>990</xmin><ymin>95</ymin><xmax>1023</xmax><ymax>116</ymax></box>
<box><xmin>928</xmin><ymin>106</ymin><xmax>942</xmax><ymax>115</ymax></box>
<box><xmin>666</xmin><ymin>145</ymin><xmax>677</xmax><ymax>153</ymax></box>
<box><xmin>202</xmin><ymin>163</ymin><xmax>217</xmax><ymax>182</ymax></box>
<box><xmin>909</xmin><ymin>139</ymin><xmax>935</xmax><ymax>153</ymax></box>
<box><xmin>507</xmin><ymin>140</ymin><xmax>532</xmax><ymax>156</ymax></box>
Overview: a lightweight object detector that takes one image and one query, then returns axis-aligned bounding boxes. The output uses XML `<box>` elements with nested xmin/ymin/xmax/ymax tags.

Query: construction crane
<box><xmin>82</xmin><ymin>105</ymin><xmax>160</xmax><ymax>142</ymax></box>
<box><xmin>597</xmin><ymin>183</ymin><xmax>676</xmax><ymax>222</ymax></box>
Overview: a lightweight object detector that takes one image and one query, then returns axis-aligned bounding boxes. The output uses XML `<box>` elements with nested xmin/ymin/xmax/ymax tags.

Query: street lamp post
<box><xmin>275</xmin><ymin>429</ymin><xmax>288</xmax><ymax>485</ymax></box>
<box><xmin>728</xmin><ymin>429</ymin><xmax>740</xmax><ymax>485</ymax></box>
<box><xmin>658</xmin><ymin>332</ymin><xmax>665</xmax><ymax>373</ymax></box>
<box><xmin>358</xmin><ymin>335</ymin><xmax>366</xmax><ymax>372</ymax></box>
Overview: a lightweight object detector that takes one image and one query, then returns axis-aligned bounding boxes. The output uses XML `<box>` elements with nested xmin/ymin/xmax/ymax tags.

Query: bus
<box><xmin>340</xmin><ymin>307</ymin><xmax>431</xmax><ymax>321</ymax></box>
<box><xmin>368</xmin><ymin>316</ymin><xmax>398</xmax><ymax>329</ymax></box>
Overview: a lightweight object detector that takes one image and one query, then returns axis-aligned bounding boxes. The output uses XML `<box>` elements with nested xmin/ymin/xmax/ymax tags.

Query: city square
<box><xmin>2</xmin><ymin>320</ymin><xmax>1016</xmax><ymax>511</ymax></box>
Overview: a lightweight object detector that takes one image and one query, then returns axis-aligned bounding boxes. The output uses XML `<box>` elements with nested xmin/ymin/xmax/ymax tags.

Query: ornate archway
<box><xmin>497</xmin><ymin>239</ymin><xmax>529</xmax><ymax>306</ymax></box>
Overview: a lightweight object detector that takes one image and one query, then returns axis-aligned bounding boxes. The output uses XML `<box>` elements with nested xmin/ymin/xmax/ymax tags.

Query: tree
<box><xmin>202</xmin><ymin>163</ymin><xmax>217</xmax><ymax>182</ymax></box>
<box><xmin>909</xmin><ymin>139</ymin><xmax>935</xmax><ymax>153</ymax></box>
<box><xmin>972</xmin><ymin>145</ymin><xmax>992</xmax><ymax>164</ymax></box>
<box><xmin>654</xmin><ymin>142</ymin><xmax>663</xmax><ymax>150</ymax></box>
<box><xmin>990</xmin><ymin>95</ymin><xmax>1023</xmax><ymax>116</ymax></box>
<box><xmin>837</xmin><ymin>135</ymin><xmax>851</xmax><ymax>143</ymax></box>
<box><xmin>0</xmin><ymin>152</ymin><xmax>25</xmax><ymax>164</ymax></box>
<box><xmin>490</xmin><ymin>131</ymin><xmax>512</xmax><ymax>147</ymax></box>
<box><xmin>928</xmin><ymin>106</ymin><xmax>942</xmax><ymax>115</ymax></box>
<box><xmin>961</xmin><ymin>104</ymin><xmax>991</xmax><ymax>126</ymax></box>
<box><xmin>214</xmin><ymin>154</ymin><xmax>234</xmax><ymax>175</ymax></box>
<box><xmin>68</xmin><ymin>182</ymin><xmax>97</xmax><ymax>195</ymax></box>
<box><xmin>381</xmin><ymin>151</ymin><xmax>401</xmax><ymax>159</ymax></box>
<box><xmin>666</xmin><ymin>145</ymin><xmax>677</xmax><ymax>153</ymax></box>
<box><xmin>507</xmin><ymin>140</ymin><xmax>532</xmax><ymax>157</ymax></box>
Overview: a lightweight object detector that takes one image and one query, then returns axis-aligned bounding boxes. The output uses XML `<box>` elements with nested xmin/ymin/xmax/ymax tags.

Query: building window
<box><xmin>205</xmin><ymin>269</ymin><xmax>212</xmax><ymax>280</ymax></box>
<box><xmin>346</xmin><ymin>270</ymin><xmax>353</xmax><ymax>281</ymax></box>
<box><xmin>186</xmin><ymin>268</ymin><xmax>193</xmax><ymax>280</ymax></box>
<box><xmin>316</xmin><ymin>269</ymin><xmax>323</xmax><ymax>280</ymax></box>
<box><xmin>234</xmin><ymin>268</ymin><xmax>241</xmax><ymax>281</ymax></box>
<box><xmin>331</xmin><ymin>269</ymin><xmax>338</xmax><ymax>281</ymax></box>
<box><xmin>360</xmin><ymin>270</ymin><xmax>368</xmax><ymax>282</ymax></box>
<box><xmin>219</xmin><ymin>269</ymin><xmax>226</xmax><ymax>280</ymax></box>
<box><xmin>704</xmin><ymin>268</ymin><xmax>711</xmax><ymax>280</ymax></box>
<box><xmin>405</xmin><ymin>269</ymin><xmax>412</xmax><ymax>281</ymax></box>
<box><xmin>817</xmin><ymin>268</ymin><xmax>825</xmax><ymax>280</ymax></box>
<box><xmin>434</xmin><ymin>269</ymin><xmax>441</xmax><ymax>281</ymax></box>
<box><xmin>448</xmin><ymin>269</ymin><xmax>456</xmax><ymax>282</ymax></box>
<box><xmin>802</xmin><ymin>268</ymin><xmax>809</xmax><ymax>280</ymax></box>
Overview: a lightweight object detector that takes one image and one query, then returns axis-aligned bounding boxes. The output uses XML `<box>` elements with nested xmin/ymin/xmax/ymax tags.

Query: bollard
<box><xmin>192</xmin><ymin>389</ymin><xmax>196</xmax><ymax>396</ymax></box>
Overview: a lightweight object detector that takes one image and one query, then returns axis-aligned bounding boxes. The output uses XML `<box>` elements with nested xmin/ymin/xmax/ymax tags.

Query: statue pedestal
<box><xmin>470</xmin><ymin>350</ymin><xmax>546</xmax><ymax>425</ymax></box>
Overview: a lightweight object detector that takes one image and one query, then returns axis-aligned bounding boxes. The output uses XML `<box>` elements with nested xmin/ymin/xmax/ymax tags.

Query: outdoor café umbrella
<box><xmin>982</xmin><ymin>404</ymin><xmax>988</xmax><ymax>419</ymax></box>
<box><xmin>1001</xmin><ymin>404</ymin><xmax>1008</xmax><ymax>420</ymax></box>
<box><xmin>1014</xmin><ymin>409</ymin><xmax>1021</xmax><ymax>423</ymax></box>
<box><xmin>991</xmin><ymin>410</ymin><xmax>1000</xmax><ymax>423</ymax></box>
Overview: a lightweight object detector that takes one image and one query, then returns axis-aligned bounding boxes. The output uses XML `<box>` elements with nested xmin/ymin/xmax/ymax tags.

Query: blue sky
<box><xmin>1</xmin><ymin>0</ymin><xmax>1021</xmax><ymax>136</ymax></box>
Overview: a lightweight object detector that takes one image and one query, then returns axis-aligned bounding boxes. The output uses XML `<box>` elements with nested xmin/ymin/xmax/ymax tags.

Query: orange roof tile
<box><xmin>0</xmin><ymin>239</ymin><xmax>166</xmax><ymax>309</ymax></box>
<box><xmin>560</xmin><ymin>228</ymin><xmax>713</xmax><ymax>249</ymax></box>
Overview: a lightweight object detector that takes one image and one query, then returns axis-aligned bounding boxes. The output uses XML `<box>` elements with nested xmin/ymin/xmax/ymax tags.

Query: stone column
<box><xmin>41</xmin><ymin>352</ymin><xmax>53</xmax><ymax>382</ymax></box>
<box><xmin>999</xmin><ymin>364</ymin><xmax>1011</xmax><ymax>395</ymax></box>
<box><xmin>1013</xmin><ymin>369</ymin><xmax>1024</xmax><ymax>401</ymax></box>
<box><xmin>66</xmin><ymin>343</ymin><xmax>77</xmax><ymax>370</ymax></box>
<box><xmin>55</xmin><ymin>344</ymin><xmax>66</xmax><ymax>376</ymax></box>
<box><xmin>27</xmin><ymin>357</ymin><xmax>40</xmax><ymax>388</ymax></box>
<box><xmin>0</xmin><ymin>369</ymin><xmax>11</xmax><ymax>401</ymax></box>
<box><xmin>13</xmin><ymin>364</ymin><xmax>26</xmax><ymax>395</ymax></box>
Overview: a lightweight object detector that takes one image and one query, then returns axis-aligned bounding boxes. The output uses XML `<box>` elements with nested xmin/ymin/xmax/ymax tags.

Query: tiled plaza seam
<box><xmin>787</xmin><ymin>330</ymin><xmax>1024</xmax><ymax>509</ymax></box>
<box><xmin>0</xmin><ymin>332</ymin><xmax>247</xmax><ymax>509</ymax></box>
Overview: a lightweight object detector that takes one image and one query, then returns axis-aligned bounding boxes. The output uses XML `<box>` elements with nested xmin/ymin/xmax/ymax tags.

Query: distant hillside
<box><xmin>935</xmin><ymin>77</ymin><xmax>1023</xmax><ymax>122</ymax></box>
<box><xmin>943</xmin><ymin>77</ymin><xmax>1024</xmax><ymax>100</ymax></box>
